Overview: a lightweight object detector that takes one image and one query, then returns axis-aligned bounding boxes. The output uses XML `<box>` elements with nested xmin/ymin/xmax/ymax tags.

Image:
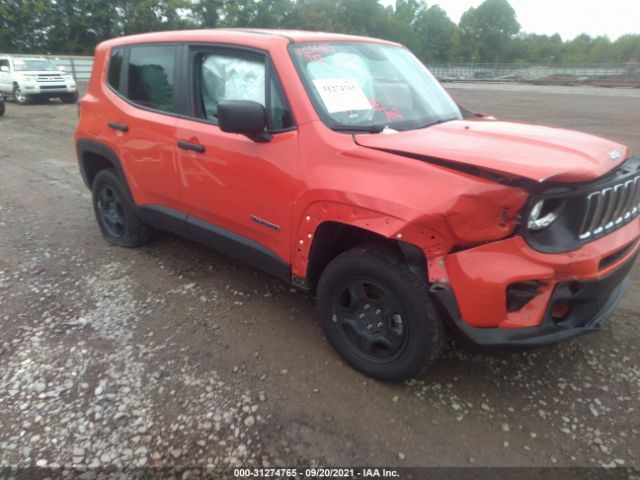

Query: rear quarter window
<box><xmin>127</xmin><ymin>45</ymin><xmax>177</xmax><ymax>113</ymax></box>
<box><xmin>107</xmin><ymin>48</ymin><xmax>124</xmax><ymax>92</ymax></box>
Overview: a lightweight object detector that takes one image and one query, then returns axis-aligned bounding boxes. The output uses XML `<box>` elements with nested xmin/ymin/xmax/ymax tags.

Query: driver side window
<box><xmin>200</xmin><ymin>53</ymin><xmax>265</xmax><ymax>121</ymax></box>
<box><xmin>197</xmin><ymin>50</ymin><xmax>293</xmax><ymax>130</ymax></box>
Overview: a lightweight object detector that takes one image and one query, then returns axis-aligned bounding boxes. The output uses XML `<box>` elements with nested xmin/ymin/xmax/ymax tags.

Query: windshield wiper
<box><xmin>331</xmin><ymin>124</ymin><xmax>385</xmax><ymax>134</ymax></box>
<box><xmin>416</xmin><ymin>117</ymin><xmax>459</xmax><ymax>130</ymax></box>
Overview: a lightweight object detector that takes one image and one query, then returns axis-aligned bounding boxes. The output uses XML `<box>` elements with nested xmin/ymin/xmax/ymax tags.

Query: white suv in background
<box><xmin>0</xmin><ymin>55</ymin><xmax>78</xmax><ymax>105</ymax></box>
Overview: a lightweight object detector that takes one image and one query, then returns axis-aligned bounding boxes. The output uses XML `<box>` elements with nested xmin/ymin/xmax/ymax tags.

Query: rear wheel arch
<box><xmin>77</xmin><ymin>139</ymin><xmax>130</xmax><ymax>194</ymax></box>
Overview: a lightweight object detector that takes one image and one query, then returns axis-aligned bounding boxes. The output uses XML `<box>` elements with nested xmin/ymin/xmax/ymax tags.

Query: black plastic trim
<box><xmin>430</xmin><ymin>249</ymin><xmax>638</xmax><ymax>348</ymax></box>
<box><xmin>108</xmin><ymin>121</ymin><xmax>128</xmax><ymax>132</ymax></box>
<box><xmin>177</xmin><ymin>140</ymin><xmax>205</xmax><ymax>153</ymax></box>
<box><xmin>186</xmin><ymin>215</ymin><xmax>291</xmax><ymax>284</ymax></box>
<box><xmin>76</xmin><ymin>138</ymin><xmax>129</xmax><ymax>192</ymax></box>
<box><xmin>137</xmin><ymin>206</ymin><xmax>291</xmax><ymax>284</ymax></box>
<box><xmin>520</xmin><ymin>155</ymin><xmax>640</xmax><ymax>254</ymax></box>
<box><xmin>137</xmin><ymin>205</ymin><xmax>189</xmax><ymax>237</ymax></box>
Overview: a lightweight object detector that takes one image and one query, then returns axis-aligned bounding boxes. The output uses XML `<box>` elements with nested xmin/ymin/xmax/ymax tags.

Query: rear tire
<box><xmin>92</xmin><ymin>169</ymin><xmax>152</xmax><ymax>247</ymax></box>
<box><xmin>316</xmin><ymin>244</ymin><xmax>446</xmax><ymax>382</ymax></box>
<box><xmin>0</xmin><ymin>98</ymin><xmax>5</xmax><ymax>116</ymax></box>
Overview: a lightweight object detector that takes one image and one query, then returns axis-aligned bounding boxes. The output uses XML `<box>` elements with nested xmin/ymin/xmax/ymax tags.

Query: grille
<box><xmin>578</xmin><ymin>175</ymin><xmax>640</xmax><ymax>240</ymax></box>
<box><xmin>36</xmin><ymin>74</ymin><xmax>65</xmax><ymax>83</ymax></box>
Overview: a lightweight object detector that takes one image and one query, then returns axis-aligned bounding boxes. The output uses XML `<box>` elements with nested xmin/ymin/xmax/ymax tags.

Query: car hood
<box><xmin>354</xmin><ymin>119</ymin><xmax>629</xmax><ymax>184</ymax></box>
<box><xmin>15</xmin><ymin>70</ymin><xmax>65</xmax><ymax>76</ymax></box>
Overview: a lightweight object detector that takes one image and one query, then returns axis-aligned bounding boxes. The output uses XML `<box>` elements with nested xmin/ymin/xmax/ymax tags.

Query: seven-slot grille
<box><xmin>578</xmin><ymin>175</ymin><xmax>640</xmax><ymax>240</ymax></box>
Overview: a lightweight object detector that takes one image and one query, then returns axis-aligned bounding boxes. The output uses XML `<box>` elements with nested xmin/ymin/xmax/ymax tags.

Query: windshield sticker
<box><xmin>13</xmin><ymin>59</ymin><xmax>25</xmax><ymax>65</ymax></box>
<box><xmin>312</xmin><ymin>78</ymin><xmax>372</xmax><ymax>114</ymax></box>
<box><xmin>369</xmin><ymin>99</ymin><xmax>404</xmax><ymax>122</ymax></box>
<box><xmin>293</xmin><ymin>44</ymin><xmax>336</xmax><ymax>62</ymax></box>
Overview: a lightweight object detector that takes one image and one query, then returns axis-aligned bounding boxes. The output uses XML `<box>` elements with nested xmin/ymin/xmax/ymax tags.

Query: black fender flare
<box><xmin>76</xmin><ymin>138</ymin><xmax>131</xmax><ymax>195</ymax></box>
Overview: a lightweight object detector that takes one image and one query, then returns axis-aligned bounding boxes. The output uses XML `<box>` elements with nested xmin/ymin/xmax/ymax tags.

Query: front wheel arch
<box><xmin>13</xmin><ymin>84</ymin><xmax>30</xmax><ymax>105</ymax></box>
<box><xmin>304</xmin><ymin>221</ymin><xmax>429</xmax><ymax>292</ymax></box>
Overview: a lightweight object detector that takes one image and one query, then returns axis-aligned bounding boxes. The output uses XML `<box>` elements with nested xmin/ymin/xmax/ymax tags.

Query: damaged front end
<box><xmin>426</xmin><ymin>155</ymin><xmax>640</xmax><ymax>348</ymax></box>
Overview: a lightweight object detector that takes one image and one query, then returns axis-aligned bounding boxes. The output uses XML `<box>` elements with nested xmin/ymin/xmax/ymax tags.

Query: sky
<box><xmin>380</xmin><ymin>0</ymin><xmax>639</xmax><ymax>41</ymax></box>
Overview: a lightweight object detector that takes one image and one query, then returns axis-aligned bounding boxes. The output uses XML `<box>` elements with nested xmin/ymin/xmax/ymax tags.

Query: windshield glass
<box><xmin>290</xmin><ymin>42</ymin><xmax>461</xmax><ymax>132</ymax></box>
<box><xmin>13</xmin><ymin>58</ymin><xmax>59</xmax><ymax>72</ymax></box>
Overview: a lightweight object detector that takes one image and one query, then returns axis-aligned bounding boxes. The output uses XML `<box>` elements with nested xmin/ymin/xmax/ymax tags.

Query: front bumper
<box><xmin>22</xmin><ymin>83</ymin><xmax>76</xmax><ymax>95</ymax></box>
<box><xmin>428</xmin><ymin>218</ymin><xmax>640</xmax><ymax>348</ymax></box>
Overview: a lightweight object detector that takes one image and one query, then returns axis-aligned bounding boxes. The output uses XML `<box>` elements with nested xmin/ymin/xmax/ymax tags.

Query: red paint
<box><xmin>441</xmin><ymin>219</ymin><xmax>640</xmax><ymax>328</ymax></box>
<box><xmin>76</xmin><ymin>29</ymin><xmax>640</xmax><ymax>337</ymax></box>
<box><xmin>355</xmin><ymin>119</ymin><xmax>629</xmax><ymax>183</ymax></box>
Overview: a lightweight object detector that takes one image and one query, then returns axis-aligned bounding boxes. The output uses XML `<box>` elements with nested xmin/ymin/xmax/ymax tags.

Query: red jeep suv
<box><xmin>75</xmin><ymin>29</ymin><xmax>640</xmax><ymax>381</ymax></box>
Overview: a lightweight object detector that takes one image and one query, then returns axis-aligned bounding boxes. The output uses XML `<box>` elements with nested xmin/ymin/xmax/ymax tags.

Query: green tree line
<box><xmin>1</xmin><ymin>0</ymin><xmax>639</xmax><ymax>64</ymax></box>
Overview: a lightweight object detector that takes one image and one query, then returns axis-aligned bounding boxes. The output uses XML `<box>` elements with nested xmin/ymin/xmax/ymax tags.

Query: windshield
<box><xmin>290</xmin><ymin>42</ymin><xmax>462</xmax><ymax>132</ymax></box>
<box><xmin>13</xmin><ymin>58</ymin><xmax>59</xmax><ymax>72</ymax></box>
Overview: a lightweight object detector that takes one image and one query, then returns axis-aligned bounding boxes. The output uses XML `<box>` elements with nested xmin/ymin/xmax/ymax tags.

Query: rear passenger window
<box><xmin>127</xmin><ymin>45</ymin><xmax>176</xmax><ymax>113</ymax></box>
<box><xmin>107</xmin><ymin>48</ymin><xmax>124</xmax><ymax>92</ymax></box>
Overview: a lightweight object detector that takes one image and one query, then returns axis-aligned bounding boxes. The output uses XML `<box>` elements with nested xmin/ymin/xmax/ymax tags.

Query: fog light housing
<box><xmin>506</xmin><ymin>280</ymin><xmax>545</xmax><ymax>313</ymax></box>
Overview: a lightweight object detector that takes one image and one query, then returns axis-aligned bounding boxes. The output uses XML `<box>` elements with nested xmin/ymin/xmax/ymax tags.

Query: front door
<box><xmin>175</xmin><ymin>45</ymin><xmax>299</xmax><ymax>265</ymax></box>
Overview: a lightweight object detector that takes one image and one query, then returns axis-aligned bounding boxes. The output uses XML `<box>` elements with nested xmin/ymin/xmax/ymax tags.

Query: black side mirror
<box><xmin>218</xmin><ymin>100</ymin><xmax>272</xmax><ymax>142</ymax></box>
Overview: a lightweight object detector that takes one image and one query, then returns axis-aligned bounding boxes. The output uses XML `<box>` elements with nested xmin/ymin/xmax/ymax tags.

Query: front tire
<box><xmin>316</xmin><ymin>244</ymin><xmax>446</xmax><ymax>382</ymax></box>
<box><xmin>13</xmin><ymin>86</ymin><xmax>30</xmax><ymax>105</ymax></box>
<box><xmin>61</xmin><ymin>91</ymin><xmax>79</xmax><ymax>104</ymax></box>
<box><xmin>92</xmin><ymin>169</ymin><xmax>152</xmax><ymax>247</ymax></box>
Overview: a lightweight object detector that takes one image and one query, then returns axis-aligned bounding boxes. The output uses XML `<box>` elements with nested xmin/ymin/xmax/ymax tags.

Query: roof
<box><xmin>100</xmin><ymin>28</ymin><xmax>400</xmax><ymax>50</ymax></box>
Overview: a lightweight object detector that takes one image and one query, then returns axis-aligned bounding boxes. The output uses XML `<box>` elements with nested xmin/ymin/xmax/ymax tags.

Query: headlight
<box><xmin>22</xmin><ymin>75</ymin><xmax>36</xmax><ymax>83</ymax></box>
<box><xmin>527</xmin><ymin>199</ymin><xmax>564</xmax><ymax>231</ymax></box>
<box><xmin>64</xmin><ymin>74</ymin><xmax>75</xmax><ymax>82</ymax></box>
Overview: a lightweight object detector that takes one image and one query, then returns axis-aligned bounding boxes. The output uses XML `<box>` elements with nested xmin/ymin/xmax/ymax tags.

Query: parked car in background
<box><xmin>0</xmin><ymin>55</ymin><xmax>78</xmax><ymax>104</ymax></box>
<box><xmin>75</xmin><ymin>30</ymin><xmax>639</xmax><ymax>381</ymax></box>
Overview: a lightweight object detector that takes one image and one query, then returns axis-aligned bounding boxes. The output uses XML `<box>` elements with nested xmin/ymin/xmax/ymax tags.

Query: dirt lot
<box><xmin>0</xmin><ymin>84</ymin><xmax>639</xmax><ymax>476</ymax></box>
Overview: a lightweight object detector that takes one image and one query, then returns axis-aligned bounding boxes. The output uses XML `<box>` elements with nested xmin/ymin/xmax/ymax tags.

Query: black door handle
<box><xmin>177</xmin><ymin>140</ymin><xmax>205</xmax><ymax>153</ymax></box>
<box><xmin>108</xmin><ymin>121</ymin><xmax>129</xmax><ymax>132</ymax></box>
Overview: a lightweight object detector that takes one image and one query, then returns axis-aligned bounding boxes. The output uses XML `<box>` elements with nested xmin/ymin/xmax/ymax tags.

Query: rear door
<box><xmin>175</xmin><ymin>44</ymin><xmax>299</xmax><ymax>269</ymax></box>
<box><xmin>114</xmin><ymin>44</ymin><xmax>187</xmax><ymax>226</ymax></box>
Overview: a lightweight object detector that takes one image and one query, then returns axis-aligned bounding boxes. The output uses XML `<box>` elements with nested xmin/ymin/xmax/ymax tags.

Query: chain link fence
<box><xmin>45</xmin><ymin>55</ymin><xmax>94</xmax><ymax>85</ymax></box>
<box><xmin>429</xmin><ymin>62</ymin><xmax>640</xmax><ymax>87</ymax></box>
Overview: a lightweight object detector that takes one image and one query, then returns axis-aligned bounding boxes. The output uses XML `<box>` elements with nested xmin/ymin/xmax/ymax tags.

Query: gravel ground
<box><xmin>0</xmin><ymin>84</ymin><xmax>639</xmax><ymax>478</ymax></box>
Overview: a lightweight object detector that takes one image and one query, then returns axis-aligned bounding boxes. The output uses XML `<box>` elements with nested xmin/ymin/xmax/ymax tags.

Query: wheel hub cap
<box><xmin>97</xmin><ymin>186</ymin><xmax>125</xmax><ymax>238</ymax></box>
<box><xmin>332</xmin><ymin>279</ymin><xmax>407</xmax><ymax>362</ymax></box>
